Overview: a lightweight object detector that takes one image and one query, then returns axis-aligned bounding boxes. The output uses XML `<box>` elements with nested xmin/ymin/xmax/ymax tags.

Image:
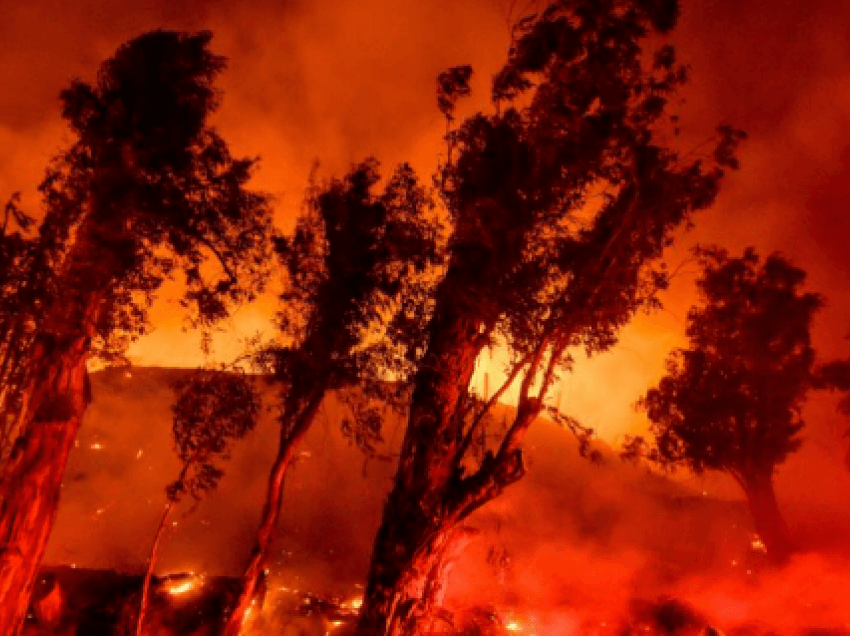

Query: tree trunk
<box><xmin>742</xmin><ymin>471</ymin><xmax>792</xmax><ymax>564</ymax></box>
<box><xmin>0</xmin><ymin>333</ymin><xmax>90</xmax><ymax>636</ymax></box>
<box><xmin>222</xmin><ymin>387</ymin><xmax>326</xmax><ymax>636</ymax></box>
<box><xmin>382</xmin><ymin>523</ymin><xmax>478</xmax><ymax>636</ymax></box>
<box><xmin>136</xmin><ymin>498</ymin><xmax>176</xmax><ymax>636</ymax></box>
<box><xmin>358</xmin><ymin>277</ymin><xmax>487</xmax><ymax>636</ymax></box>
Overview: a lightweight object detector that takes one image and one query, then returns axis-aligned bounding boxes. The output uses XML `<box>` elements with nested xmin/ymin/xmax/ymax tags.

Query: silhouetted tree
<box><xmin>357</xmin><ymin>1</ymin><xmax>742</xmax><ymax>634</ymax></box>
<box><xmin>0</xmin><ymin>194</ymin><xmax>42</xmax><ymax>457</ymax></box>
<box><xmin>223</xmin><ymin>160</ymin><xmax>440</xmax><ymax>635</ymax></box>
<box><xmin>810</xmin><ymin>357</ymin><xmax>850</xmax><ymax>471</ymax></box>
<box><xmin>136</xmin><ymin>369</ymin><xmax>260</xmax><ymax>636</ymax></box>
<box><xmin>0</xmin><ymin>30</ymin><xmax>273</xmax><ymax>635</ymax></box>
<box><xmin>631</xmin><ymin>247</ymin><xmax>824</xmax><ymax>562</ymax></box>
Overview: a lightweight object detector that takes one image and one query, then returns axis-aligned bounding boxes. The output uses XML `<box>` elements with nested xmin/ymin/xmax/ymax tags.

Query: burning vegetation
<box><xmin>2</xmin><ymin>1</ymin><xmax>850</xmax><ymax>636</ymax></box>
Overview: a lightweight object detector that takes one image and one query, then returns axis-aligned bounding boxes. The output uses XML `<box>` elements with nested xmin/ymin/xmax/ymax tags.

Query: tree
<box><xmin>135</xmin><ymin>369</ymin><xmax>260</xmax><ymax>636</ymax></box>
<box><xmin>356</xmin><ymin>1</ymin><xmax>742</xmax><ymax>634</ymax></box>
<box><xmin>223</xmin><ymin>160</ymin><xmax>440</xmax><ymax>635</ymax></box>
<box><xmin>631</xmin><ymin>247</ymin><xmax>824</xmax><ymax>562</ymax></box>
<box><xmin>813</xmin><ymin>357</ymin><xmax>850</xmax><ymax>471</ymax></box>
<box><xmin>0</xmin><ymin>30</ymin><xmax>273</xmax><ymax>635</ymax></box>
<box><xmin>0</xmin><ymin>194</ymin><xmax>42</xmax><ymax>458</ymax></box>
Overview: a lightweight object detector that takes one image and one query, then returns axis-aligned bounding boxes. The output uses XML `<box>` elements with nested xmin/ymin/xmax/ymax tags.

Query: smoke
<box><xmin>443</xmin><ymin>417</ymin><xmax>850</xmax><ymax>634</ymax></box>
<box><xmin>6</xmin><ymin>2</ymin><xmax>850</xmax><ymax>631</ymax></box>
<box><xmin>3</xmin><ymin>0</ymin><xmax>850</xmax><ymax>448</ymax></box>
<box><xmin>46</xmin><ymin>368</ymin><xmax>850</xmax><ymax>634</ymax></box>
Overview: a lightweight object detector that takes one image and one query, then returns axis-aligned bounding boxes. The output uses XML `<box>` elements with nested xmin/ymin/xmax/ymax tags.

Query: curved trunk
<box><xmin>371</xmin><ymin>520</ymin><xmax>478</xmax><ymax>636</ymax></box>
<box><xmin>742</xmin><ymin>471</ymin><xmax>792</xmax><ymax>564</ymax></box>
<box><xmin>357</xmin><ymin>395</ymin><xmax>532</xmax><ymax>636</ymax></box>
<box><xmin>0</xmin><ymin>334</ymin><xmax>90</xmax><ymax>636</ymax></box>
<box><xmin>222</xmin><ymin>387</ymin><xmax>326</xmax><ymax>636</ymax></box>
<box><xmin>358</xmin><ymin>278</ymin><xmax>485</xmax><ymax>636</ymax></box>
<box><xmin>135</xmin><ymin>498</ymin><xmax>176</xmax><ymax>636</ymax></box>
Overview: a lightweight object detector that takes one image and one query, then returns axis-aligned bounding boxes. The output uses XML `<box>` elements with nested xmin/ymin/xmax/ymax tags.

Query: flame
<box><xmin>341</xmin><ymin>596</ymin><xmax>363</xmax><ymax>610</ymax></box>
<box><xmin>168</xmin><ymin>581</ymin><xmax>195</xmax><ymax>596</ymax></box>
<box><xmin>166</xmin><ymin>574</ymin><xmax>205</xmax><ymax>596</ymax></box>
<box><xmin>751</xmin><ymin>536</ymin><xmax>767</xmax><ymax>553</ymax></box>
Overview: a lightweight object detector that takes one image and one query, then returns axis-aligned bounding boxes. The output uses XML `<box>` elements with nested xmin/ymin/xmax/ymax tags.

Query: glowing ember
<box><xmin>90</xmin><ymin>442</ymin><xmax>103</xmax><ymax>450</ymax></box>
<box><xmin>341</xmin><ymin>596</ymin><xmax>363</xmax><ymax>610</ymax></box>
<box><xmin>751</xmin><ymin>536</ymin><xmax>767</xmax><ymax>553</ymax></box>
<box><xmin>505</xmin><ymin>621</ymin><xmax>522</xmax><ymax>631</ymax></box>
<box><xmin>166</xmin><ymin>574</ymin><xmax>205</xmax><ymax>596</ymax></box>
<box><xmin>167</xmin><ymin>581</ymin><xmax>195</xmax><ymax>596</ymax></box>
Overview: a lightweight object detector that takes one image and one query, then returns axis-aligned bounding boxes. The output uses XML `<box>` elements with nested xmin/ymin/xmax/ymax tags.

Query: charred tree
<box><xmin>0</xmin><ymin>31</ymin><xmax>273</xmax><ymax>635</ymax></box>
<box><xmin>633</xmin><ymin>247</ymin><xmax>826</xmax><ymax>563</ymax></box>
<box><xmin>357</xmin><ymin>1</ymin><xmax>742</xmax><ymax>634</ymax></box>
<box><xmin>223</xmin><ymin>162</ymin><xmax>440</xmax><ymax>635</ymax></box>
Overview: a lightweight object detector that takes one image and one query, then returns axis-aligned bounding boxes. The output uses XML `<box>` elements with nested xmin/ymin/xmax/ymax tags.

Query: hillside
<box><xmin>38</xmin><ymin>366</ymin><xmax>850</xmax><ymax>634</ymax></box>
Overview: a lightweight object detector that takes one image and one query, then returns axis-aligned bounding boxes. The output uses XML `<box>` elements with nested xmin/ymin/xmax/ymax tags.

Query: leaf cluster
<box><xmin>423</xmin><ymin>0</ymin><xmax>742</xmax><ymax>490</ymax></box>
<box><xmin>34</xmin><ymin>29</ymin><xmax>273</xmax><ymax>349</ymax></box>
<box><xmin>167</xmin><ymin>369</ymin><xmax>261</xmax><ymax>501</ymax></box>
<box><xmin>636</xmin><ymin>247</ymin><xmax>823</xmax><ymax>480</ymax></box>
<box><xmin>274</xmin><ymin>160</ymin><xmax>442</xmax><ymax>394</ymax></box>
<box><xmin>437</xmin><ymin>0</ymin><xmax>742</xmax><ymax>371</ymax></box>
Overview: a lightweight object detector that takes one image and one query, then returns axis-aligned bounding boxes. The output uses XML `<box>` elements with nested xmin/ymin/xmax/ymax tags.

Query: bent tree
<box><xmin>0</xmin><ymin>31</ymin><xmax>272</xmax><ymax>635</ymax></box>
<box><xmin>356</xmin><ymin>1</ymin><xmax>743</xmax><ymax>634</ymax></box>
<box><xmin>633</xmin><ymin>247</ymin><xmax>825</xmax><ymax>563</ymax></box>
<box><xmin>136</xmin><ymin>370</ymin><xmax>260</xmax><ymax>636</ymax></box>
<box><xmin>223</xmin><ymin>161</ymin><xmax>440</xmax><ymax>635</ymax></box>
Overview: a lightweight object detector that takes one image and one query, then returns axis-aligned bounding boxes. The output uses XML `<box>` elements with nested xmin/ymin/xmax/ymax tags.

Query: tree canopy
<box><xmin>357</xmin><ymin>1</ymin><xmax>744</xmax><ymax>633</ymax></box>
<box><xmin>0</xmin><ymin>30</ymin><xmax>274</xmax><ymax>636</ymax></box>
<box><xmin>636</xmin><ymin>247</ymin><xmax>824</xmax><ymax>481</ymax></box>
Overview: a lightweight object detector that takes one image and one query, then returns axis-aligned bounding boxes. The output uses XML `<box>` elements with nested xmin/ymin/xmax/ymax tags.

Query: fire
<box><xmin>167</xmin><ymin>581</ymin><xmax>195</xmax><ymax>596</ymax></box>
<box><xmin>341</xmin><ymin>596</ymin><xmax>363</xmax><ymax>610</ymax></box>
<box><xmin>750</xmin><ymin>536</ymin><xmax>767</xmax><ymax>553</ymax></box>
<box><xmin>166</xmin><ymin>574</ymin><xmax>205</xmax><ymax>596</ymax></box>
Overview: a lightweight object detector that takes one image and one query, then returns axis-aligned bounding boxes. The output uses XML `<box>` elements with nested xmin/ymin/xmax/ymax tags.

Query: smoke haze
<box><xmin>44</xmin><ymin>368</ymin><xmax>850</xmax><ymax>633</ymax></box>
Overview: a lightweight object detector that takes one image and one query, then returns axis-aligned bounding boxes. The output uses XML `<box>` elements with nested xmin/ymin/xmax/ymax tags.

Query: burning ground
<box><xmin>28</xmin><ymin>366</ymin><xmax>850</xmax><ymax>635</ymax></box>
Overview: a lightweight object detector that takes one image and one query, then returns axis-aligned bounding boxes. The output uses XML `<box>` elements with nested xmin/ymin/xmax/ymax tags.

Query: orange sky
<box><xmin>2</xmin><ymin>0</ymin><xmax>849</xmax><ymax>443</ymax></box>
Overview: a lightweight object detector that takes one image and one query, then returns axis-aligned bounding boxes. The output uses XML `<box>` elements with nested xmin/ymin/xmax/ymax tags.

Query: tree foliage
<box><xmin>0</xmin><ymin>30</ymin><xmax>274</xmax><ymax>636</ymax></box>
<box><xmin>358</xmin><ymin>1</ymin><xmax>743</xmax><ymax>633</ymax></box>
<box><xmin>223</xmin><ymin>160</ymin><xmax>442</xmax><ymax>635</ymax></box>
<box><xmin>136</xmin><ymin>368</ymin><xmax>261</xmax><ymax>636</ymax></box>
<box><xmin>168</xmin><ymin>369</ymin><xmax>261</xmax><ymax>501</ymax></box>
<box><xmin>0</xmin><ymin>28</ymin><xmax>273</xmax><ymax>457</ymax></box>
<box><xmin>274</xmin><ymin>159</ymin><xmax>441</xmax><ymax>432</ymax></box>
<box><xmin>633</xmin><ymin>247</ymin><xmax>823</xmax><ymax>481</ymax></box>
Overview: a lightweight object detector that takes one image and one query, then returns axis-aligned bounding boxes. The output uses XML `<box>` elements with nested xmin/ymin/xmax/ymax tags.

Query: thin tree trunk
<box><xmin>0</xmin><ymin>333</ymin><xmax>90</xmax><ymax>636</ymax></box>
<box><xmin>743</xmin><ymin>471</ymin><xmax>792</xmax><ymax>563</ymax></box>
<box><xmin>135</xmin><ymin>498</ymin><xmax>177</xmax><ymax>636</ymax></box>
<box><xmin>222</xmin><ymin>387</ymin><xmax>326</xmax><ymax>636</ymax></box>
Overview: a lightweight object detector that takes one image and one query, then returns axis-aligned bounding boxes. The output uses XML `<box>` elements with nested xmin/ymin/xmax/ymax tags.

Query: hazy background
<box><xmin>2</xmin><ymin>0</ymin><xmax>849</xmax><ymax>443</ymax></box>
<box><xmin>4</xmin><ymin>2</ymin><xmax>850</xmax><ymax>631</ymax></box>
